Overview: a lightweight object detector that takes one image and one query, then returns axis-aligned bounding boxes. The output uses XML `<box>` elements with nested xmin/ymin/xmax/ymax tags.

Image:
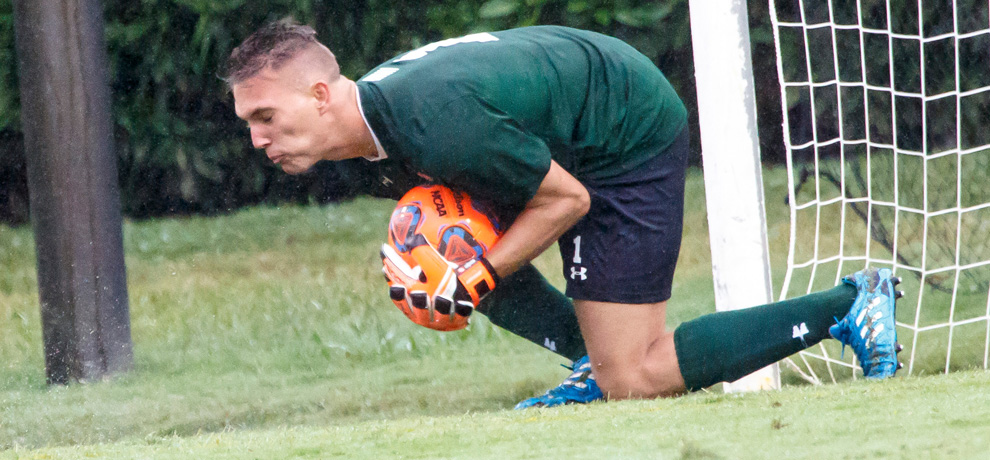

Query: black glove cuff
<box><xmin>478</xmin><ymin>256</ymin><xmax>501</xmax><ymax>285</ymax></box>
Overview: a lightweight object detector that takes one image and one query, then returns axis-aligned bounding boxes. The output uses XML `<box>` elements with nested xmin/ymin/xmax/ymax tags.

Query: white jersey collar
<box><xmin>355</xmin><ymin>87</ymin><xmax>388</xmax><ymax>162</ymax></box>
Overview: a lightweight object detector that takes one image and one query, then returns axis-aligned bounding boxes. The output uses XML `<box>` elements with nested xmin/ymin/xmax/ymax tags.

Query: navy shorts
<box><xmin>557</xmin><ymin>127</ymin><xmax>689</xmax><ymax>304</ymax></box>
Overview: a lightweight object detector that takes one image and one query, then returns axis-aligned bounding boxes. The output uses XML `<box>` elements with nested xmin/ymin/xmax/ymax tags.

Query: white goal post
<box><xmin>689</xmin><ymin>0</ymin><xmax>781</xmax><ymax>392</ymax></box>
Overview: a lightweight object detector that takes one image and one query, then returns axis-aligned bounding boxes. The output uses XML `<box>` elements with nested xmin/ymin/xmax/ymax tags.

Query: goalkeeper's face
<box><xmin>232</xmin><ymin>66</ymin><xmax>329</xmax><ymax>175</ymax></box>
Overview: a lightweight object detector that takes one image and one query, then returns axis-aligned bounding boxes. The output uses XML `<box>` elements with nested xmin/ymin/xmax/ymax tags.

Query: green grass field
<box><xmin>2</xmin><ymin>166</ymin><xmax>990</xmax><ymax>459</ymax></box>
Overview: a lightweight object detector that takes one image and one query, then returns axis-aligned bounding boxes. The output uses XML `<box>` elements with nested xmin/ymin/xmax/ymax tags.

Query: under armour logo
<box><xmin>570</xmin><ymin>266</ymin><xmax>587</xmax><ymax>280</ymax></box>
<box><xmin>543</xmin><ymin>338</ymin><xmax>557</xmax><ymax>351</ymax></box>
<box><xmin>380</xmin><ymin>175</ymin><xmax>393</xmax><ymax>186</ymax></box>
<box><xmin>792</xmin><ymin>322</ymin><xmax>810</xmax><ymax>347</ymax></box>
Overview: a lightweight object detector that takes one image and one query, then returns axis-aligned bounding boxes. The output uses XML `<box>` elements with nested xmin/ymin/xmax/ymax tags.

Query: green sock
<box><xmin>674</xmin><ymin>283</ymin><xmax>857</xmax><ymax>391</ymax></box>
<box><xmin>477</xmin><ymin>264</ymin><xmax>587</xmax><ymax>361</ymax></box>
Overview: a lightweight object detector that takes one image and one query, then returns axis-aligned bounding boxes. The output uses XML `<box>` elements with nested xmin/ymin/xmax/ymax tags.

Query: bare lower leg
<box><xmin>574</xmin><ymin>299</ymin><xmax>686</xmax><ymax>400</ymax></box>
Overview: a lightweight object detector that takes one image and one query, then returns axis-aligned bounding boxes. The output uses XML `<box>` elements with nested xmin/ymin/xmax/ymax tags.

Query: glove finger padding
<box><xmin>407</xmin><ymin>233</ymin><xmax>497</xmax><ymax>310</ymax></box>
<box><xmin>381</xmin><ymin>244</ymin><xmax>419</xmax><ymax>322</ymax></box>
<box><xmin>381</xmin><ymin>243</ymin><xmax>469</xmax><ymax>331</ymax></box>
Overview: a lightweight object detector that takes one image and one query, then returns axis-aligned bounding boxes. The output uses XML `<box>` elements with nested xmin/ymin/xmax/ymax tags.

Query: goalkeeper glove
<box><xmin>405</xmin><ymin>233</ymin><xmax>499</xmax><ymax>316</ymax></box>
<box><xmin>381</xmin><ymin>236</ymin><xmax>498</xmax><ymax>331</ymax></box>
<box><xmin>381</xmin><ymin>243</ymin><xmax>438</xmax><ymax>328</ymax></box>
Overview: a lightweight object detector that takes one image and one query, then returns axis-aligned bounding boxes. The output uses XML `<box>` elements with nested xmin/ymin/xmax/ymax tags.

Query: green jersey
<box><xmin>356</xmin><ymin>25</ymin><xmax>687</xmax><ymax>210</ymax></box>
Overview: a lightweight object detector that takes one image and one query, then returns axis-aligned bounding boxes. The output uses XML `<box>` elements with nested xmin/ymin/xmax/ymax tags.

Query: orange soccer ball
<box><xmin>384</xmin><ymin>184</ymin><xmax>502</xmax><ymax>331</ymax></box>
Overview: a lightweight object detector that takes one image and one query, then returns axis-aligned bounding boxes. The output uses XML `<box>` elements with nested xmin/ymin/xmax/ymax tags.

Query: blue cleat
<box><xmin>514</xmin><ymin>355</ymin><xmax>604</xmax><ymax>409</ymax></box>
<box><xmin>830</xmin><ymin>267</ymin><xmax>904</xmax><ymax>379</ymax></box>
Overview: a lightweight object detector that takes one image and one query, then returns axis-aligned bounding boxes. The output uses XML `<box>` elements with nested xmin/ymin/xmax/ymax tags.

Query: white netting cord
<box><xmin>769</xmin><ymin>0</ymin><xmax>990</xmax><ymax>384</ymax></box>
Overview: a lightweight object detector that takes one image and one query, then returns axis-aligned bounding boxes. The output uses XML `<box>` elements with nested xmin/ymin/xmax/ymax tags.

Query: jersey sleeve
<box><xmin>413</xmin><ymin>95</ymin><xmax>552</xmax><ymax>210</ymax></box>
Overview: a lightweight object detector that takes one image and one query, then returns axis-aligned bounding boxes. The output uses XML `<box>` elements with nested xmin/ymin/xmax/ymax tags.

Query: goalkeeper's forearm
<box><xmin>485</xmin><ymin>160</ymin><xmax>589</xmax><ymax>278</ymax></box>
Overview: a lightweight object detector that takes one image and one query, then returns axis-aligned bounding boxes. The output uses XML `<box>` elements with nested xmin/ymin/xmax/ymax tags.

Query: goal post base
<box><xmin>723</xmin><ymin>365</ymin><xmax>781</xmax><ymax>393</ymax></box>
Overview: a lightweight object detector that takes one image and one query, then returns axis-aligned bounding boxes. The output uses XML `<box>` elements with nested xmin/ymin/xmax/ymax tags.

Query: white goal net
<box><xmin>769</xmin><ymin>0</ymin><xmax>990</xmax><ymax>383</ymax></box>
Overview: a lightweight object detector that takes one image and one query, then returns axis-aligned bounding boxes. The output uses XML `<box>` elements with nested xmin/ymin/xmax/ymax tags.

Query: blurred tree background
<box><xmin>0</xmin><ymin>0</ymin><xmax>784</xmax><ymax>225</ymax></box>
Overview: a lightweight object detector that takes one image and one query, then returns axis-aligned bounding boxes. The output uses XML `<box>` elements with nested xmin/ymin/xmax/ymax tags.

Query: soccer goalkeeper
<box><xmin>224</xmin><ymin>20</ymin><xmax>902</xmax><ymax>408</ymax></box>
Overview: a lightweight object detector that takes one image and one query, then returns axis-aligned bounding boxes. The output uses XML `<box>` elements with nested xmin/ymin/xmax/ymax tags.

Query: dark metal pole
<box><xmin>12</xmin><ymin>0</ymin><xmax>133</xmax><ymax>384</ymax></box>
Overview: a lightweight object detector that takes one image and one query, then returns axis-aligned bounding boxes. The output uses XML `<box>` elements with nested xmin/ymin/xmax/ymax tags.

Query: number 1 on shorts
<box><xmin>572</xmin><ymin>235</ymin><xmax>582</xmax><ymax>264</ymax></box>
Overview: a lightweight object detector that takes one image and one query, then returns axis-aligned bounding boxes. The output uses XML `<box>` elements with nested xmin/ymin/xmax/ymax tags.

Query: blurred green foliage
<box><xmin>0</xmin><ymin>0</ymin><xmax>785</xmax><ymax>224</ymax></box>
